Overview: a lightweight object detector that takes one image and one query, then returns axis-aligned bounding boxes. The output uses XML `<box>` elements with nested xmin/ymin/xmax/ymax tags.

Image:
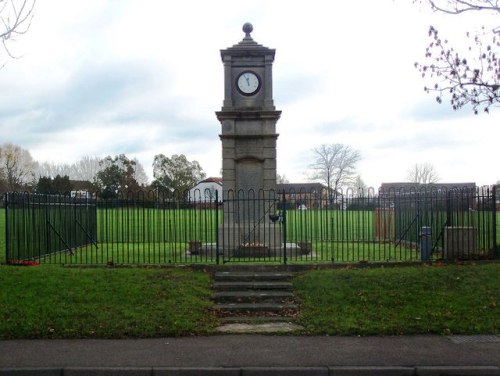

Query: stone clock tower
<box><xmin>217</xmin><ymin>23</ymin><xmax>281</xmax><ymax>203</ymax></box>
<box><xmin>216</xmin><ymin>23</ymin><xmax>281</xmax><ymax>255</ymax></box>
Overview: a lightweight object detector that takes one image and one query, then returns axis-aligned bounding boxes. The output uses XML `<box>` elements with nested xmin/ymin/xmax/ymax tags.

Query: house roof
<box><xmin>198</xmin><ymin>177</ymin><xmax>223</xmax><ymax>185</ymax></box>
<box><xmin>277</xmin><ymin>182</ymin><xmax>329</xmax><ymax>193</ymax></box>
<box><xmin>379</xmin><ymin>182</ymin><xmax>476</xmax><ymax>192</ymax></box>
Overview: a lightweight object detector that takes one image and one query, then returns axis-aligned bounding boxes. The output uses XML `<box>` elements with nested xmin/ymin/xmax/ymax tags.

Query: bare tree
<box><xmin>415</xmin><ymin>0</ymin><xmax>499</xmax><ymax>114</ymax></box>
<box><xmin>36</xmin><ymin>156</ymin><xmax>100</xmax><ymax>182</ymax></box>
<box><xmin>36</xmin><ymin>161</ymin><xmax>72</xmax><ymax>179</ymax></box>
<box><xmin>132</xmin><ymin>158</ymin><xmax>149</xmax><ymax>186</ymax></box>
<box><xmin>349</xmin><ymin>175</ymin><xmax>368</xmax><ymax>195</ymax></box>
<box><xmin>407</xmin><ymin>162</ymin><xmax>440</xmax><ymax>184</ymax></box>
<box><xmin>277</xmin><ymin>174</ymin><xmax>289</xmax><ymax>184</ymax></box>
<box><xmin>309</xmin><ymin>143</ymin><xmax>361</xmax><ymax>199</ymax></box>
<box><xmin>36</xmin><ymin>155</ymin><xmax>148</xmax><ymax>187</ymax></box>
<box><xmin>0</xmin><ymin>142</ymin><xmax>37</xmax><ymax>191</ymax></box>
<box><xmin>70</xmin><ymin>156</ymin><xmax>102</xmax><ymax>182</ymax></box>
<box><xmin>1</xmin><ymin>0</ymin><xmax>36</xmax><ymax>66</ymax></box>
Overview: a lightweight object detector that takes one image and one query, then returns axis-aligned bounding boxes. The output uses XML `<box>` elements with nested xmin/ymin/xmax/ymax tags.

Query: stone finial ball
<box><xmin>243</xmin><ymin>22</ymin><xmax>253</xmax><ymax>34</ymax></box>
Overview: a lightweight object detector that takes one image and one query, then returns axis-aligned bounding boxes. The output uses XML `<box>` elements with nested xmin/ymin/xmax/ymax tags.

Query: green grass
<box><xmin>46</xmin><ymin>243</ymin><xmax>221</xmax><ymax>265</ymax></box>
<box><xmin>0</xmin><ymin>209</ymin><xmax>5</xmax><ymax>264</ymax></box>
<box><xmin>0</xmin><ymin>265</ymin><xmax>217</xmax><ymax>339</ymax></box>
<box><xmin>294</xmin><ymin>263</ymin><xmax>500</xmax><ymax>335</ymax></box>
<box><xmin>96</xmin><ymin>207</ymin><xmax>221</xmax><ymax>244</ymax></box>
<box><xmin>0</xmin><ymin>262</ymin><xmax>498</xmax><ymax>339</ymax></box>
<box><xmin>2</xmin><ymin>206</ymin><xmax>499</xmax><ymax>265</ymax></box>
<box><xmin>35</xmin><ymin>241</ymin><xmax>417</xmax><ymax>265</ymax></box>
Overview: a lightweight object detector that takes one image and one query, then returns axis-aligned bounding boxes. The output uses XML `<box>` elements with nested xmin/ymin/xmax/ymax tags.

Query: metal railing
<box><xmin>5</xmin><ymin>193</ymin><xmax>97</xmax><ymax>263</ymax></box>
<box><xmin>3</xmin><ymin>186</ymin><xmax>498</xmax><ymax>265</ymax></box>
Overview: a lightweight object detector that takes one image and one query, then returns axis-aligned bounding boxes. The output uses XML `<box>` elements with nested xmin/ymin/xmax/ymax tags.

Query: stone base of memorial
<box><xmin>217</xmin><ymin>222</ymin><xmax>282</xmax><ymax>258</ymax></box>
<box><xmin>234</xmin><ymin>245</ymin><xmax>270</xmax><ymax>257</ymax></box>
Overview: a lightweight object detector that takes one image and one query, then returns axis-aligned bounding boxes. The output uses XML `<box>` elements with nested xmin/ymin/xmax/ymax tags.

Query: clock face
<box><xmin>237</xmin><ymin>71</ymin><xmax>261</xmax><ymax>95</ymax></box>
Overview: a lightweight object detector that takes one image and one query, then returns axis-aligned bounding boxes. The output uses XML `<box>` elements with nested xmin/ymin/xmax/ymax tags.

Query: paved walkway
<box><xmin>1</xmin><ymin>335</ymin><xmax>499</xmax><ymax>375</ymax></box>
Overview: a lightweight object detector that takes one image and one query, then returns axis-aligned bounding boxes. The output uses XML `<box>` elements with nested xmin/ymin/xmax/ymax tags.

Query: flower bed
<box><xmin>9</xmin><ymin>260</ymin><xmax>40</xmax><ymax>266</ymax></box>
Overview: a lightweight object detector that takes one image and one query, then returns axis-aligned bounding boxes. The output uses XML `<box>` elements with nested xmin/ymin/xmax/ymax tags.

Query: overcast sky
<box><xmin>1</xmin><ymin>0</ymin><xmax>498</xmax><ymax>188</ymax></box>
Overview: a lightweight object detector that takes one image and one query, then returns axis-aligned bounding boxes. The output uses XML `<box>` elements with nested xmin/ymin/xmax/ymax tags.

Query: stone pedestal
<box><xmin>218</xmin><ymin>222</ymin><xmax>282</xmax><ymax>257</ymax></box>
<box><xmin>444</xmin><ymin>226</ymin><xmax>477</xmax><ymax>259</ymax></box>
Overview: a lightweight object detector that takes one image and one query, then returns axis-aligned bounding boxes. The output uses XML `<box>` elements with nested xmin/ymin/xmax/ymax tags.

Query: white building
<box><xmin>189</xmin><ymin>177</ymin><xmax>223</xmax><ymax>203</ymax></box>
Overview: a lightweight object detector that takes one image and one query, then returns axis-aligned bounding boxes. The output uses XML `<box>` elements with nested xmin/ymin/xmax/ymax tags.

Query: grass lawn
<box><xmin>0</xmin><ymin>265</ymin><xmax>218</xmax><ymax>339</ymax></box>
<box><xmin>294</xmin><ymin>263</ymin><xmax>500</xmax><ymax>336</ymax></box>
<box><xmin>0</xmin><ymin>208</ymin><xmax>5</xmax><ymax>264</ymax></box>
<box><xmin>0</xmin><ymin>263</ymin><xmax>498</xmax><ymax>339</ymax></box>
<box><xmin>1</xmin><ymin>206</ymin><xmax>499</xmax><ymax>338</ymax></box>
<box><xmin>2</xmin><ymin>206</ymin><xmax>498</xmax><ymax>264</ymax></box>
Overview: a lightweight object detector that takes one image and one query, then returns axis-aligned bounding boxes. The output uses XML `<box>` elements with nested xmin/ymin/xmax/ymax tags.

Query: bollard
<box><xmin>420</xmin><ymin>226</ymin><xmax>432</xmax><ymax>261</ymax></box>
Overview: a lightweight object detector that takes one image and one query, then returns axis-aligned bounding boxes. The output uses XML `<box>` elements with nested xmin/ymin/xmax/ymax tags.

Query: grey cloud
<box><xmin>275</xmin><ymin>74</ymin><xmax>324</xmax><ymax>105</ymax></box>
<box><xmin>406</xmin><ymin>97</ymin><xmax>475</xmax><ymax>122</ymax></box>
<box><xmin>374</xmin><ymin>127</ymin><xmax>466</xmax><ymax>152</ymax></box>
<box><xmin>1</xmin><ymin>60</ymin><xmax>157</xmax><ymax>132</ymax></box>
<box><xmin>0</xmin><ymin>57</ymin><xmax>220</xmax><ymax>163</ymax></box>
<box><xmin>312</xmin><ymin>119</ymin><xmax>375</xmax><ymax>134</ymax></box>
<box><xmin>50</xmin><ymin>61</ymin><xmax>164</xmax><ymax>121</ymax></box>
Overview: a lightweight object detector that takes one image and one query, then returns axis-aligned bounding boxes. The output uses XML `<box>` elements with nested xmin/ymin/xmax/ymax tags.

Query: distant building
<box><xmin>70</xmin><ymin>180</ymin><xmax>94</xmax><ymax>199</ymax></box>
<box><xmin>378</xmin><ymin>182</ymin><xmax>477</xmax><ymax>210</ymax></box>
<box><xmin>379</xmin><ymin>182</ymin><xmax>476</xmax><ymax>193</ymax></box>
<box><xmin>188</xmin><ymin>179</ymin><xmax>342</xmax><ymax>209</ymax></box>
<box><xmin>70</xmin><ymin>190</ymin><xmax>93</xmax><ymax>199</ymax></box>
<box><xmin>277</xmin><ymin>182</ymin><xmax>333</xmax><ymax>209</ymax></box>
<box><xmin>189</xmin><ymin>177</ymin><xmax>223</xmax><ymax>203</ymax></box>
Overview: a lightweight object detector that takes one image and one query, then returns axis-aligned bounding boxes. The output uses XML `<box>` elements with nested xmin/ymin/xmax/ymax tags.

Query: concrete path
<box><xmin>1</xmin><ymin>335</ymin><xmax>499</xmax><ymax>375</ymax></box>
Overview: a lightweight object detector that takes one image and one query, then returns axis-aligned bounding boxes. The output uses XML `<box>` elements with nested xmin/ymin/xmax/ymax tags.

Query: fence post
<box><xmin>215</xmin><ymin>190</ymin><xmax>220</xmax><ymax>265</ymax></box>
<box><xmin>493</xmin><ymin>185</ymin><xmax>498</xmax><ymax>259</ymax></box>
<box><xmin>282</xmin><ymin>190</ymin><xmax>287</xmax><ymax>265</ymax></box>
<box><xmin>4</xmin><ymin>193</ymin><xmax>10</xmax><ymax>263</ymax></box>
<box><xmin>420</xmin><ymin>226</ymin><xmax>432</xmax><ymax>261</ymax></box>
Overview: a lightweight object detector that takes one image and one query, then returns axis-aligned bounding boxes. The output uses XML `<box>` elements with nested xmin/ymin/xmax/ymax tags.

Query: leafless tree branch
<box><xmin>415</xmin><ymin>0</ymin><xmax>499</xmax><ymax>114</ymax></box>
<box><xmin>309</xmin><ymin>143</ymin><xmax>361</xmax><ymax>199</ymax></box>
<box><xmin>427</xmin><ymin>0</ymin><xmax>500</xmax><ymax>14</ymax></box>
<box><xmin>407</xmin><ymin>163</ymin><xmax>440</xmax><ymax>184</ymax></box>
<box><xmin>0</xmin><ymin>0</ymin><xmax>36</xmax><ymax>63</ymax></box>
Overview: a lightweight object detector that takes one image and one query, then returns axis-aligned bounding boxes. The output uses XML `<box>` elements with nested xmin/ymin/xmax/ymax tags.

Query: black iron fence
<box><xmin>4</xmin><ymin>193</ymin><xmax>97</xmax><ymax>263</ymax></box>
<box><xmin>3</xmin><ymin>186</ymin><xmax>499</xmax><ymax>265</ymax></box>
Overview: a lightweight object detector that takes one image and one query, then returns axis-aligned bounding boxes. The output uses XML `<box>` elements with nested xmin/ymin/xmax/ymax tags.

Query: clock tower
<box><xmin>216</xmin><ymin>23</ymin><xmax>282</xmax><ymax>256</ymax></box>
<box><xmin>217</xmin><ymin>23</ymin><xmax>281</xmax><ymax>203</ymax></box>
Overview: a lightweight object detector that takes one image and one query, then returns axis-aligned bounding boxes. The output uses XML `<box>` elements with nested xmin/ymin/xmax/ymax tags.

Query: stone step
<box><xmin>214</xmin><ymin>302</ymin><xmax>298</xmax><ymax>312</ymax></box>
<box><xmin>219</xmin><ymin>315</ymin><xmax>298</xmax><ymax>324</ymax></box>
<box><xmin>214</xmin><ymin>271</ymin><xmax>294</xmax><ymax>282</ymax></box>
<box><xmin>212</xmin><ymin>268</ymin><xmax>299</xmax><ymax>331</ymax></box>
<box><xmin>213</xmin><ymin>290</ymin><xmax>294</xmax><ymax>303</ymax></box>
<box><xmin>216</xmin><ymin>322</ymin><xmax>304</xmax><ymax>334</ymax></box>
<box><xmin>213</xmin><ymin>281</ymin><xmax>293</xmax><ymax>291</ymax></box>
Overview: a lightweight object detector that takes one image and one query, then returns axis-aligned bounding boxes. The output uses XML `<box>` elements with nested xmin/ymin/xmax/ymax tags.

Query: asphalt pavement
<box><xmin>1</xmin><ymin>334</ymin><xmax>499</xmax><ymax>375</ymax></box>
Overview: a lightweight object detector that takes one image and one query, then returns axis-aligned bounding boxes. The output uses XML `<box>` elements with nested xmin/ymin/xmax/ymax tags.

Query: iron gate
<box><xmin>5</xmin><ymin>192</ymin><xmax>97</xmax><ymax>262</ymax></box>
<box><xmin>218</xmin><ymin>190</ymin><xmax>284</xmax><ymax>263</ymax></box>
